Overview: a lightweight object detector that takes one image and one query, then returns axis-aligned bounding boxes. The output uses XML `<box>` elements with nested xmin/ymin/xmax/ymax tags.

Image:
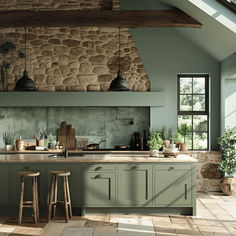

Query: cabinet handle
<box><xmin>95</xmin><ymin>166</ymin><xmax>102</xmax><ymax>171</ymax></box>
<box><xmin>169</xmin><ymin>166</ymin><xmax>174</xmax><ymax>171</ymax></box>
<box><xmin>24</xmin><ymin>166</ymin><xmax>30</xmax><ymax>170</ymax></box>
<box><xmin>95</xmin><ymin>174</ymin><xmax>102</xmax><ymax>178</ymax></box>
<box><xmin>185</xmin><ymin>184</ymin><xmax>187</xmax><ymax>200</ymax></box>
<box><xmin>131</xmin><ymin>166</ymin><xmax>137</xmax><ymax>170</ymax></box>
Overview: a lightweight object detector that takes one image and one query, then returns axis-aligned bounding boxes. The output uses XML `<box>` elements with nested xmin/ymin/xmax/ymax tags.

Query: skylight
<box><xmin>216</xmin><ymin>0</ymin><xmax>236</xmax><ymax>13</ymax></box>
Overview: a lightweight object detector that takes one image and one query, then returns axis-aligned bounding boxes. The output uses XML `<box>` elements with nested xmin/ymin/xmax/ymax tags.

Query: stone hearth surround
<box><xmin>0</xmin><ymin>0</ymin><xmax>150</xmax><ymax>92</ymax></box>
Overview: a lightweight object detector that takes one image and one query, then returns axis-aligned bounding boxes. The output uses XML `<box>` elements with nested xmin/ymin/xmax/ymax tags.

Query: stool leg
<box><xmin>66</xmin><ymin>176</ymin><xmax>72</xmax><ymax>218</ymax></box>
<box><xmin>53</xmin><ymin>175</ymin><xmax>58</xmax><ymax>219</ymax></box>
<box><xmin>63</xmin><ymin>176</ymin><xmax>69</xmax><ymax>223</ymax></box>
<box><xmin>18</xmin><ymin>176</ymin><xmax>24</xmax><ymax>224</ymax></box>
<box><xmin>32</xmin><ymin>176</ymin><xmax>37</xmax><ymax>224</ymax></box>
<box><xmin>48</xmin><ymin>175</ymin><xmax>55</xmax><ymax>221</ymax></box>
<box><xmin>35</xmin><ymin>176</ymin><xmax>39</xmax><ymax>219</ymax></box>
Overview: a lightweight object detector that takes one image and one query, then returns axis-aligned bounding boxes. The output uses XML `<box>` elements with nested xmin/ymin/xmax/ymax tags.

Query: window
<box><xmin>177</xmin><ymin>74</ymin><xmax>209</xmax><ymax>150</ymax></box>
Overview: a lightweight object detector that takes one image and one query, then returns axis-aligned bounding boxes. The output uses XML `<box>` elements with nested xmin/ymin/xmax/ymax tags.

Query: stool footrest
<box><xmin>52</xmin><ymin>201</ymin><xmax>70</xmax><ymax>205</ymax></box>
<box><xmin>22</xmin><ymin>205</ymin><xmax>34</xmax><ymax>208</ymax></box>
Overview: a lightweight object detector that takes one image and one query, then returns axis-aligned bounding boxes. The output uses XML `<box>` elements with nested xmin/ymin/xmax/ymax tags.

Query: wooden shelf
<box><xmin>0</xmin><ymin>92</ymin><xmax>165</xmax><ymax>107</ymax></box>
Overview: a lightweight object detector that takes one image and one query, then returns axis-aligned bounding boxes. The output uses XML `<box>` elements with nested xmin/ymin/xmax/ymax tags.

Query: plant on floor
<box><xmin>217</xmin><ymin>127</ymin><xmax>236</xmax><ymax>178</ymax></box>
<box><xmin>2</xmin><ymin>131</ymin><xmax>15</xmax><ymax>145</ymax></box>
<box><xmin>147</xmin><ymin>132</ymin><xmax>163</xmax><ymax>150</ymax></box>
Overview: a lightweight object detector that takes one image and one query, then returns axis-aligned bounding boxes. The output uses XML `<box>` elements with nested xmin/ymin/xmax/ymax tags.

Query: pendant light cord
<box><xmin>118</xmin><ymin>27</ymin><xmax>120</xmax><ymax>72</ymax></box>
<box><xmin>24</xmin><ymin>26</ymin><xmax>27</xmax><ymax>72</ymax></box>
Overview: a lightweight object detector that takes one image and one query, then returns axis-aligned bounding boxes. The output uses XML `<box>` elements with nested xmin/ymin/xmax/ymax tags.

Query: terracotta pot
<box><xmin>150</xmin><ymin>150</ymin><xmax>159</xmax><ymax>157</ymax></box>
<box><xmin>221</xmin><ymin>177</ymin><xmax>236</xmax><ymax>196</ymax></box>
<box><xmin>163</xmin><ymin>140</ymin><xmax>170</xmax><ymax>148</ymax></box>
<box><xmin>5</xmin><ymin>144</ymin><xmax>14</xmax><ymax>151</ymax></box>
<box><xmin>181</xmin><ymin>143</ymin><xmax>188</xmax><ymax>151</ymax></box>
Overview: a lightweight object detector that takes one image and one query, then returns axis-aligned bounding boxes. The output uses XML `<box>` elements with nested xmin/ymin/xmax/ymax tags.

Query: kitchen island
<box><xmin>0</xmin><ymin>153</ymin><xmax>197</xmax><ymax>216</ymax></box>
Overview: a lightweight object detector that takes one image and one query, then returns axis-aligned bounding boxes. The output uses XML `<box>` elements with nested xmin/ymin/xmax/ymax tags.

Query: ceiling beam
<box><xmin>0</xmin><ymin>10</ymin><xmax>202</xmax><ymax>28</ymax></box>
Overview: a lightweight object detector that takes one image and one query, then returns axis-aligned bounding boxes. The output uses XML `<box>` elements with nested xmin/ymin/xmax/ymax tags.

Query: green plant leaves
<box><xmin>218</xmin><ymin>127</ymin><xmax>236</xmax><ymax>177</ymax></box>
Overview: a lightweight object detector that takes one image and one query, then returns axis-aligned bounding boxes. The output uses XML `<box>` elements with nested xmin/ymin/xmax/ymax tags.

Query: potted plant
<box><xmin>218</xmin><ymin>127</ymin><xmax>236</xmax><ymax>196</ymax></box>
<box><xmin>2</xmin><ymin>131</ymin><xmax>15</xmax><ymax>151</ymax></box>
<box><xmin>147</xmin><ymin>131</ymin><xmax>163</xmax><ymax>157</ymax></box>
<box><xmin>177</xmin><ymin>123</ymin><xmax>191</xmax><ymax>151</ymax></box>
<box><xmin>159</xmin><ymin>124</ymin><xmax>172</xmax><ymax>148</ymax></box>
<box><xmin>173</xmin><ymin>129</ymin><xmax>182</xmax><ymax>150</ymax></box>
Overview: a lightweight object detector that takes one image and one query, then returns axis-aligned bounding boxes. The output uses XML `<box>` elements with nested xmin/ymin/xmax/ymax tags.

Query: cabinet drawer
<box><xmin>84</xmin><ymin>164</ymin><xmax>116</xmax><ymax>171</ymax></box>
<box><xmin>155</xmin><ymin>164</ymin><xmax>192</xmax><ymax>170</ymax></box>
<box><xmin>118</xmin><ymin>164</ymin><xmax>151</xmax><ymax>171</ymax></box>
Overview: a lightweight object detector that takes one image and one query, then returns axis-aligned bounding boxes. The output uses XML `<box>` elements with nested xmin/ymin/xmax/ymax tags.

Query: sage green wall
<box><xmin>0</xmin><ymin>107</ymin><xmax>149</xmax><ymax>149</ymax></box>
<box><xmin>220</xmin><ymin>53</ymin><xmax>236</xmax><ymax>134</ymax></box>
<box><xmin>120</xmin><ymin>1</ymin><xmax>220</xmax><ymax>150</ymax></box>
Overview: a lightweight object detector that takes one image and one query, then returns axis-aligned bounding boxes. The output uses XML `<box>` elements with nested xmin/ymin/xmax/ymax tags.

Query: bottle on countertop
<box><xmin>143</xmin><ymin>130</ymin><xmax>148</xmax><ymax>151</ymax></box>
<box><xmin>129</xmin><ymin>136</ymin><xmax>134</xmax><ymax>150</ymax></box>
<box><xmin>134</xmin><ymin>132</ymin><xmax>141</xmax><ymax>150</ymax></box>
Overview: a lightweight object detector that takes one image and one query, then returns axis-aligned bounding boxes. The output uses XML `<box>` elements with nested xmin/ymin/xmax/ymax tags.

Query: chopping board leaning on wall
<box><xmin>57</xmin><ymin>121</ymin><xmax>76</xmax><ymax>149</ymax></box>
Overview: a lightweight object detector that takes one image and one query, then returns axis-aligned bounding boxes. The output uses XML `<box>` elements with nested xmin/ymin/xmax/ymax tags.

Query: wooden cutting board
<box><xmin>57</xmin><ymin>121</ymin><xmax>75</xmax><ymax>149</ymax></box>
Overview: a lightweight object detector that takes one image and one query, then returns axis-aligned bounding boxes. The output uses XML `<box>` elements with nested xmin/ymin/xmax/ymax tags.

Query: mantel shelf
<box><xmin>0</xmin><ymin>92</ymin><xmax>164</xmax><ymax>107</ymax></box>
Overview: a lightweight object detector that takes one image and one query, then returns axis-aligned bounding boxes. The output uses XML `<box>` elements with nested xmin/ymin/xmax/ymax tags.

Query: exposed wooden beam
<box><xmin>0</xmin><ymin>10</ymin><xmax>202</xmax><ymax>28</ymax></box>
<box><xmin>100</xmin><ymin>0</ymin><xmax>113</xmax><ymax>10</ymax></box>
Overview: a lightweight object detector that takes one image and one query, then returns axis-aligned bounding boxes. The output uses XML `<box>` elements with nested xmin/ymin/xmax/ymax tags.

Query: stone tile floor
<box><xmin>0</xmin><ymin>192</ymin><xmax>235</xmax><ymax>236</ymax></box>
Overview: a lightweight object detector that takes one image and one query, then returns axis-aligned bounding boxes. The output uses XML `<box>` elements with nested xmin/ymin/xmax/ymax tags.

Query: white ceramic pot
<box><xmin>5</xmin><ymin>144</ymin><xmax>14</xmax><ymax>151</ymax></box>
<box><xmin>168</xmin><ymin>144</ymin><xmax>176</xmax><ymax>149</ymax></box>
<box><xmin>150</xmin><ymin>150</ymin><xmax>159</xmax><ymax>157</ymax></box>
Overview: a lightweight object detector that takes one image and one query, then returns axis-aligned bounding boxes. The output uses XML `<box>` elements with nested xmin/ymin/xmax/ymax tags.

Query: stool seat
<box><xmin>50</xmin><ymin>170</ymin><xmax>70</xmax><ymax>176</ymax></box>
<box><xmin>18</xmin><ymin>171</ymin><xmax>40</xmax><ymax>177</ymax></box>
<box><xmin>48</xmin><ymin>170</ymin><xmax>72</xmax><ymax>223</ymax></box>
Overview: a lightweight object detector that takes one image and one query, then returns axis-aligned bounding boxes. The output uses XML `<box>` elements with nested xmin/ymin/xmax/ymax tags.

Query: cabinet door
<box><xmin>47</xmin><ymin>164</ymin><xmax>82</xmax><ymax>206</ymax></box>
<box><xmin>117</xmin><ymin>164</ymin><xmax>152</xmax><ymax>206</ymax></box>
<box><xmin>10</xmin><ymin>164</ymin><xmax>46</xmax><ymax>206</ymax></box>
<box><xmin>0</xmin><ymin>165</ymin><xmax>9</xmax><ymax>205</ymax></box>
<box><xmin>84</xmin><ymin>172</ymin><xmax>116</xmax><ymax>206</ymax></box>
<box><xmin>154</xmin><ymin>164</ymin><xmax>192</xmax><ymax>206</ymax></box>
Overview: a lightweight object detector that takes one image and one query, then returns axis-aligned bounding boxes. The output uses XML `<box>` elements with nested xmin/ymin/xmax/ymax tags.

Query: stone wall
<box><xmin>184</xmin><ymin>151</ymin><xmax>222</xmax><ymax>192</ymax></box>
<box><xmin>0</xmin><ymin>0</ymin><xmax>150</xmax><ymax>92</ymax></box>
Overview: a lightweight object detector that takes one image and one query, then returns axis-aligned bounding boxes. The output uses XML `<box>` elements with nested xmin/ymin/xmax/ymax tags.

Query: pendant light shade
<box><xmin>109</xmin><ymin>27</ymin><xmax>130</xmax><ymax>91</ymax></box>
<box><xmin>14</xmin><ymin>27</ymin><xmax>37</xmax><ymax>91</ymax></box>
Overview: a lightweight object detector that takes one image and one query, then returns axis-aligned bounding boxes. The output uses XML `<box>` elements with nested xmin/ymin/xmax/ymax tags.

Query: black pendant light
<box><xmin>109</xmin><ymin>27</ymin><xmax>130</xmax><ymax>91</ymax></box>
<box><xmin>14</xmin><ymin>27</ymin><xmax>37</xmax><ymax>91</ymax></box>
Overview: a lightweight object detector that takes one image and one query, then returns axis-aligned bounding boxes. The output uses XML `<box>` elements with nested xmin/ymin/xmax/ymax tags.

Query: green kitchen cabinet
<box><xmin>84</xmin><ymin>172</ymin><xmax>116</xmax><ymax>206</ymax></box>
<box><xmin>153</xmin><ymin>164</ymin><xmax>193</xmax><ymax>206</ymax></box>
<box><xmin>117</xmin><ymin>164</ymin><xmax>152</xmax><ymax>206</ymax></box>
<box><xmin>47</xmin><ymin>164</ymin><xmax>82</xmax><ymax>207</ymax></box>
<box><xmin>0</xmin><ymin>165</ymin><xmax>9</xmax><ymax>205</ymax></box>
<box><xmin>9</xmin><ymin>164</ymin><xmax>46</xmax><ymax>206</ymax></box>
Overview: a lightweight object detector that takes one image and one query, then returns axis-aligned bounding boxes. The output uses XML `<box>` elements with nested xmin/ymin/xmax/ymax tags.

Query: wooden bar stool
<box><xmin>18</xmin><ymin>171</ymin><xmax>40</xmax><ymax>224</ymax></box>
<box><xmin>48</xmin><ymin>171</ymin><xmax>72</xmax><ymax>223</ymax></box>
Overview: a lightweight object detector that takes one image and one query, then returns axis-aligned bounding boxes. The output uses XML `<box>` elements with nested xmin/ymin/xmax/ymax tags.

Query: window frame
<box><xmin>177</xmin><ymin>74</ymin><xmax>209</xmax><ymax>150</ymax></box>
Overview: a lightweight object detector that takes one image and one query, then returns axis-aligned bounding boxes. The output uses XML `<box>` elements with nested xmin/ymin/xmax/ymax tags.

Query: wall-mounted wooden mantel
<box><xmin>0</xmin><ymin>10</ymin><xmax>202</xmax><ymax>28</ymax></box>
<box><xmin>0</xmin><ymin>92</ymin><xmax>165</xmax><ymax>107</ymax></box>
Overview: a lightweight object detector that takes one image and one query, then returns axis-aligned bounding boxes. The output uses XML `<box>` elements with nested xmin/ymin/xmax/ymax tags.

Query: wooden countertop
<box><xmin>0</xmin><ymin>153</ymin><xmax>197</xmax><ymax>163</ymax></box>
